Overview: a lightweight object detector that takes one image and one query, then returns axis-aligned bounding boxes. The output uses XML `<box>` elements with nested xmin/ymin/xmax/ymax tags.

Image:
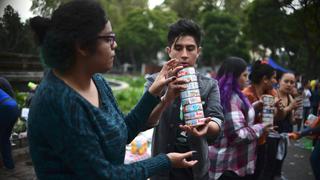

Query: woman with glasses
<box><xmin>28</xmin><ymin>0</ymin><xmax>197</xmax><ymax>179</ymax></box>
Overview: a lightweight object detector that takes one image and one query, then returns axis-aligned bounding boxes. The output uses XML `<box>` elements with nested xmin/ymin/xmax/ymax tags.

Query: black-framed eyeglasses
<box><xmin>96</xmin><ymin>33</ymin><xmax>116</xmax><ymax>47</ymax></box>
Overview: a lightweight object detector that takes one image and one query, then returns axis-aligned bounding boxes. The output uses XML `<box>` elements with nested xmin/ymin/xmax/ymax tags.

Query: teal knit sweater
<box><xmin>28</xmin><ymin>70</ymin><xmax>170</xmax><ymax>180</ymax></box>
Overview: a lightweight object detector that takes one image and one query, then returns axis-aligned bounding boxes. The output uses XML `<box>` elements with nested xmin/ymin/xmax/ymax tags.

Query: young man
<box><xmin>145</xmin><ymin>19</ymin><xmax>224</xmax><ymax>180</ymax></box>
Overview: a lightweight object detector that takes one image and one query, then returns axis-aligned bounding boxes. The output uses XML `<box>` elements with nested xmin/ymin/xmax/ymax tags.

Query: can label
<box><xmin>186</xmin><ymin>82</ymin><xmax>199</xmax><ymax>90</ymax></box>
<box><xmin>180</xmin><ymin>75</ymin><xmax>197</xmax><ymax>82</ymax></box>
<box><xmin>184</xmin><ymin>111</ymin><xmax>204</xmax><ymax>120</ymax></box>
<box><xmin>262</xmin><ymin>95</ymin><xmax>274</xmax><ymax>106</ymax></box>
<box><xmin>262</xmin><ymin>106</ymin><xmax>274</xmax><ymax>124</ymax></box>
<box><xmin>295</xmin><ymin>106</ymin><xmax>303</xmax><ymax>119</ymax></box>
<box><xmin>185</xmin><ymin>118</ymin><xmax>206</xmax><ymax>126</ymax></box>
<box><xmin>294</xmin><ymin>96</ymin><xmax>303</xmax><ymax>119</ymax></box>
<box><xmin>181</xmin><ymin>89</ymin><xmax>200</xmax><ymax>99</ymax></box>
<box><xmin>181</xmin><ymin>97</ymin><xmax>202</xmax><ymax>106</ymax></box>
<box><xmin>183</xmin><ymin>103</ymin><xmax>203</xmax><ymax>113</ymax></box>
<box><xmin>177</xmin><ymin>67</ymin><xmax>196</xmax><ymax>77</ymax></box>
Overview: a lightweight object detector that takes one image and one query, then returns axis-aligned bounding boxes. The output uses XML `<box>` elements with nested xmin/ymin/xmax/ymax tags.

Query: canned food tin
<box><xmin>262</xmin><ymin>95</ymin><xmax>274</xmax><ymax>106</ymax></box>
<box><xmin>295</xmin><ymin>105</ymin><xmax>303</xmax><ymax>119</ymax></box>
<box><xmin>181</xmin><ymin>97</ymin><xmax>202</xmax><ymax>106</ymax></box>
<box><xmin>183</xmin><ymin>103</ymin><xmax>203</xmax><ymax>113</ymax></box>
<box><xmin>294</xmin><ymin>96</ymin><xmax>303</xmax><ymax>119</ymax></box>
<box><xmin>262</xmin><ymin>106</ymin><xmax>274</xmax><ymax>124</ymax></box>
<box><xmin>177</xmin><ymin>67</ymin><xmax>196</xmax><ymax>77</ymax></box>
<box><xmin>186</xmin><ymin>82</ymin><xmax>199</xmax><ymax>90</ymax></box>
<box><xmin>184</xmin><ymin>110</ymin><xmax>204</xmax><ymax>120</ymax></box>
<box><xmin>181</xmin><ymin>89</ymin><xmax>201</xmax><ymax>99</ymax></box>
<box><xmin>180</xmin><ymin>74</ymin><xmax>197</xmax><ymax>82</ymax></box>
<box><xmin>185</xmin><ymin>118</ymin><xmax>206</xmax><ymax>126</ymax></box>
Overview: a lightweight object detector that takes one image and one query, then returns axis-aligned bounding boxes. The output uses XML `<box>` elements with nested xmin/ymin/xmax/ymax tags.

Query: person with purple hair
<box><xmin>209</xmin><ymin>57</ymin><xmax>272</xmax><ymax>180</ymax></box>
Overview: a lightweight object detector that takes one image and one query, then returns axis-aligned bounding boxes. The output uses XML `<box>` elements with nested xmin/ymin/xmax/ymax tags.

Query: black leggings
<box><xmin>259</xmin><ymin>137</ymin><xmax>287</xmax><ymax>180</ymax></box>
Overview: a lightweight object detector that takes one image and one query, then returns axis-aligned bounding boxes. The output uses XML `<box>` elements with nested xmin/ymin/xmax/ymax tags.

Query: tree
<box><xmin>244</xmin><ymin>0</ymin><xmax>320</xmax><ymax>78</ymax></box>
<box><xmin>31</xmin><ymin>0</ymin><xmax>70</xmax><ymax>17</ymax></box>
<box><xmin>116</xmin><ymin>8</ymin><xmax>177</xmax><ymax>68</ymax></box>
<box><xmin>201</xmin><ymin>10</ymin><xmax>249</xmax><ymax>65</ymax></box>
<box><xmin>0</xmin><ymin>5</ymin><xmax>37</xmax><ymax>54</ymax></box>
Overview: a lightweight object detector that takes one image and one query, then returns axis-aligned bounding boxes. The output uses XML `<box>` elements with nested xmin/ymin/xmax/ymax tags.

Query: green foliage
<box><xmin>113</xmin><ymin>88</ymin><xmax>144</xmax><ymax>114</ymax></box>
<box><xmin>15</xmin><ymin>92</ymin><xmax>28</xmax><ymax>109</ymax></box>
<box><xmin>13</xmin><ymin>118</ymin><xmax>27</xmax><ymax>133</ymax></box>
<box><xmin>0</xmin><ymin>5</ymin><xmax>37</xmax><ymax>54</ymax></box>
<box><xmin>13</xmin><ymin>92</ymin><xmax>29</xmax><ymax>133</ymax></box>
<box><xmin>31</xmin><ymin>0</ymin><xmax>71</xmax><ymax>16</ymax></box>
<box><xmin>107</xmin><ymin>75</ymin><xmax>145</xmax><ymax>114</ymax></box>
<box><xmin>116</xmin><ymin>8</ymin><xmax>177</xmax><ymax>67</ymax></box>
<box><xmin>201</xmin><ymin>10</ymin><xmax>249</xmax><ymax>64</ymax></box>
<box><xmin>243</xmin><ymin>0</ymin><xmax>320</xmax><ymax>78</ymax></box>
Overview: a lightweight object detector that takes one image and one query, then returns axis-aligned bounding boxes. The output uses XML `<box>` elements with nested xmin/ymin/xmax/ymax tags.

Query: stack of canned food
<box><xmin>178</xmin><ymin>67</ymin><xmax>206</xmax><ymax>126</ymax></box>
<box><xmin>261</xmin><ymin>95</ymin><xmax>275</xmax><ymax>125</ymax></box>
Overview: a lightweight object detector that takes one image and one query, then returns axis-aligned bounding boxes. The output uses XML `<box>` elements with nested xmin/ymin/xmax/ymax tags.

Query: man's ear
<box><xmin>196</xmin><ymin>46</ymin><xmax>202</xmax><ymax>58</ymax></box>
<box><xmin>166</xmin><ymin>46</ymin><xmax>171</xmax><ymax>58</ymax></box>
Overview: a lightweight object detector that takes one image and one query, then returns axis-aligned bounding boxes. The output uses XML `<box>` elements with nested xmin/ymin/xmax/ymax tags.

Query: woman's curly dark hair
<box><xmin>30</xmin><ymin>0</ymin><xmax>108</xmax><ymax>72</ymax></box>
<box><xmin>249</xmin><ymin>60</ymin><xmax>275</xmax><ymax>84</ymax></box>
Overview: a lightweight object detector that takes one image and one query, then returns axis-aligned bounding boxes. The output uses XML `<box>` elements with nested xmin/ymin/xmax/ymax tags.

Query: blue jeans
<box><xmin>0</xmin><ymin>102</ymin><xmax>19</xmax><ymax>169</ymax></box>
<box><xmin>310</xmin><ymin>139</ymin><xmax>320</xmax><ymax>180</ymax></box>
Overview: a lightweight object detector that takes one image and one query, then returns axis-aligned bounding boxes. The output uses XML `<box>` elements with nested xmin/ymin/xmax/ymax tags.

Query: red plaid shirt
<box><xmin>209</xmin><ymin>93</ymin><xmax>264</xmax><ymax>179</ymax></box>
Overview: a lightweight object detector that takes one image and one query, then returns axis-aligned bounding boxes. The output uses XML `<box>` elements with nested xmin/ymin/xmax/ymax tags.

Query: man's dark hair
<box><xmin>30</xmin><ymin>0</ymin><xmax>107</xmax><ymax>72</ymax></box>
<box><xmin>167</xmin><ymin>19</ymin><xmax>201</xmax><ymax>47</ymax></box>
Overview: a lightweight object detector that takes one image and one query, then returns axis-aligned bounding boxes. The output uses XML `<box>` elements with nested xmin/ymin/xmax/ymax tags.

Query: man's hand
<box><xmin>167</xmin><ymin>151</ymin><xmax>198</xmax><ymax>168</ymax></box>
<box><xmin>161</xmin><ymin>77</ymin><xmax>189</xmax><ymax>104</ymax></box>
<box><xmin>179</xmin><ymin>118</ymin><xmax>217</xmax><ymax>137</ymax></box>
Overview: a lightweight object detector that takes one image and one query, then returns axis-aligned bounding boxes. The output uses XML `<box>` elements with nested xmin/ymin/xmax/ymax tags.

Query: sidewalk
<box><xmin>0</xmin><ymin>147</ymin><xmax>36</xmax><ymax>180</ymax></box>
<box><xmin>0</xmin><ymin>138</ymin><xmax>315</xmax><ymax>180</ymax></box>
<box><xmin>282</xmin><ymin>138</ymin><xmax>314</xmax><ymax>180</ymax></box>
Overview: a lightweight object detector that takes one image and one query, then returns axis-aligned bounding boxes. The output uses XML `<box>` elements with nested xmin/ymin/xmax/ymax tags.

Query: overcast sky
<box><xmin>0</xmin><ymin>0</ymin><xmax>164</xmax><ymax>22</ymax></box>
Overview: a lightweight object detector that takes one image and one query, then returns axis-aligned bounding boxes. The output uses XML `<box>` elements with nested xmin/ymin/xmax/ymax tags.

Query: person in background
<box><xmin>145</xmin><ymin>19</ymin><xmax>223</xmax><ymax>180</ymax></box>
<box><xmin>0</xmin><ymin>77</ymin><xmax>19</xmax><ymax>169</ymax></box>
<box><xmin>271</xmin><ymin>72</ymin><xmax>302</xmax><ymax>180</ymax></box>
<box><xmin>28</xmin><ymin>1</ymin><xmax>198</xmax><ymax>179</ymax></box>
<box><xmin>242</xmin><ymin>61</ymin><xmax>282</xmax><ymax>180</ymax></box>
<box><xmin>0</xmin><ymin>77</ymin><xmax>15</xmax><ymax>98</ymax></box>
<box><xmin>310</xmin><ymin>81</ymin><xmax>320</xmax><ymax>116</ymax></box>
<box><xmin>302</xmin><ymin>80</ymin><xmax>312</xmax><ymax>127</ymax></box>
<box><xmin>209</xmin><ymin>57</ymin><xmax>272</xmax><ymax>180</ymax></box>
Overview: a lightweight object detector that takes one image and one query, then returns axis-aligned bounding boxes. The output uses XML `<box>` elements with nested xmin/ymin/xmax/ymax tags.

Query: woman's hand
<box><xmin>252</xmin><ymin>100</ymin><xmax>263</xmax><ymax>113</ymax></box>
<box><xmin>262</xmin><ymin>123</ymin><xmax>277</xmax><ymax>134</ymax></box>
<box><xmin>288</xmin><ymin>132</ymin><xmax>300</xmax><ymax>140</ymax></box>
<box><xmin>289</xmin><ymin>97</ymin><xmax>302</xmax><ymax>111</ymax></box>
<box><xmin>274</xmin><ymin>98</ymin><xmax>284</xmax><ymax>111</ymax></box>
<box><xmin>148</xmin><ymin>59</ymin><xmax>183</xmax><ymax>97</ymax></box>
<box><xmin>167</xmin><ymin>151</ymin><xmax>198</xmax><ymax>168</ymax></box>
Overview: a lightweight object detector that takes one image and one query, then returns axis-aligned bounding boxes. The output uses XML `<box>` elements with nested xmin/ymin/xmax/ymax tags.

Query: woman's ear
<box><xmin>75</xmin><ymin>42</ymin><xmax>89</xmax><ymax>57</ymax></box>
<box><xmin>262</xmin><ymin>75</ymin><xmax>269</xmax><ymax>84</ymax></box>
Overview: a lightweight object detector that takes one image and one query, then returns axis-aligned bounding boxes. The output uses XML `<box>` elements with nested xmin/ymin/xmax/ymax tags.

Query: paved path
<box><xmin>282</xmin><ymin>139</ymin><xmax>315</xmax><ymax>180</ymax></box>
<box><xmin>0</xmin><ymin>139</ymin><xmax>315</xmax><ymax>180</ymax></box>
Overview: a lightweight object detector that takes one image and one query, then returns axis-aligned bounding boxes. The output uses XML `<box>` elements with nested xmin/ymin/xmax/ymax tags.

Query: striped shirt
<box><xmin>209</xmin><ymin>93</ymin><xmax>264</xmax><ymax>179</ymax></box>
